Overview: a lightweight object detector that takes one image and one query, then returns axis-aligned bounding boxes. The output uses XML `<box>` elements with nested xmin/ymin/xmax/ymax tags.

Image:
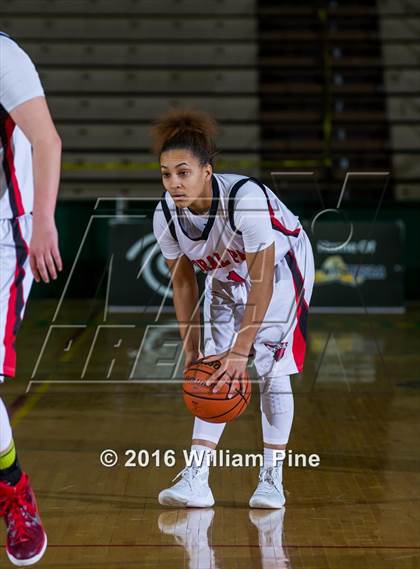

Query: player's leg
<box><xmin>159</xmin><ymin>278</ymin><xmax>241</xmax><ymax>507</ymax></box>
<box><xmin>250</xmin><ymin>233</ymin><xmax>314</xmax><ymax>508</ymax></box>
<box><xmin>0</xmin><ymin>398</ymin><xmax>21</xmax><ymax>484</ymax></box>
<box><xmin>191</xmin><ymin>277</ymin><xmax>236</xmax><ymax>459</ymax></box>
<box><xmin>0</xmin><ymin>215</ymin><xmax>47</xmax><ymax>566</ymax></box>
<box><xmin>157</xmin><ymin>416</ymin><xmax>223</xmax><ymax>507</ymax></box>
<box><xmin>249</xmin><ymin>373</ymin><xmax>293</xmax><ymax>508</ymax></box>
<box><xmin>0</xmin><ymin>396</ymin><xmax>48</xmax><ymax>567</ymax></box>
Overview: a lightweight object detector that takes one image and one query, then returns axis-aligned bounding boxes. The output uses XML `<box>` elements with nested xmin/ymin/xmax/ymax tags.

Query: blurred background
<box><xmin>0</xmin><ymin>0</ymin><xmax>418</xmax><ymax>308</ymax></box>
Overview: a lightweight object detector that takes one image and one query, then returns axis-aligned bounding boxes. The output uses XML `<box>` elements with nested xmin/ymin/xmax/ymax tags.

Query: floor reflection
<box><xmin>158</xmin><ymin>509</ymin><xmax>218</xmax><ymax>568</ymax></box>
<box><xmin>249</xmin><ymin>508</ymin><xmax>290</xmax><ymax>569</ymax></box>
<box><xmin>158</xmin><ymin>507</ymin><xmax>290</xmax><ymax>569</ymax></box>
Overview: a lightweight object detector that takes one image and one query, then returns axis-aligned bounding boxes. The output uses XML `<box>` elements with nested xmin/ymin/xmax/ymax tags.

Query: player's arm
<box><xmin>232</xmin><ymin>243</ymin><xmax>274</xmax><ymax>357</ymax></box>
<box><xmin>231</xmin><ymin>181</ymin><xmax>275</xmax><ymax>356</ymax></box>
<box><xmin>207</xmin><ymin>182</ymin><xmax>275</xmax><ymax>394</ymax></box>
<box><xmin>208</xmin><ymin>244</ymin><xmax>274</xmax><ymax>395</ymax></box>
<box><xmin>153</xmin><ymin>204</ymin><xmax>201</xmax><ymax>370</ymax></box>
<box><xmin>10</xmin><ymin>96</ymin><xmax>62</xmax><ymax>283</ymax></box>
<box><xmin>166</xmin><ymin>255</ymin><xmax>202</xmax><ymax>371</ymax></box>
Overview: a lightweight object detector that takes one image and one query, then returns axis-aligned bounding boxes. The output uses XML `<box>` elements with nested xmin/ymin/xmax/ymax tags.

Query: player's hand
<box><xmin>183</xmin><ymin>350</ymin><xmax>203</xmax><ymax>374</ymax></box>
<box><xmin>29</xmin><ymin>217</ymin><xmax>63</xmax><ymax>283</ymax></box>
<box><xmin>204</xmin><ymin>351</ymin><xmax>248</xmax><ymax>399</ymax></box>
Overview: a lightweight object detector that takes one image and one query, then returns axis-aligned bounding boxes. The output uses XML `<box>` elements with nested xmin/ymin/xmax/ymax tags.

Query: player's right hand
<box><xmin>29</xmin><ymin>217</ymin><xmax>63</xmax><ymax>283</ymax></box>
<box><xmin>183</xmin><ymin>350</ymin><xmax>203</xmax><ymax>374</ymax></box>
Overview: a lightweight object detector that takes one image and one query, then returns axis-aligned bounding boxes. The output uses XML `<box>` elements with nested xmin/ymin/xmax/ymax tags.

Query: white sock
<box><xmin>190</xmin><ymin>444</ymin><xmax>215</xmax><ymax>470</ymax></box>
<box><xmin>263</xmin><ymin>447</ymin><xmax>285</xmax><ymax>481</ymax></box>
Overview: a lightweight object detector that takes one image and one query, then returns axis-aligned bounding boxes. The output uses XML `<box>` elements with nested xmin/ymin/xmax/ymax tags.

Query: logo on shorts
<box><xmin>226</xmin><ymin>270</ymin><xmax>246</xmax><ymax>283</ymax></box>
<box><xmin>263</xmin><ymin>341</ymin><xmax>288</xmax><ymax>361</ymax></box>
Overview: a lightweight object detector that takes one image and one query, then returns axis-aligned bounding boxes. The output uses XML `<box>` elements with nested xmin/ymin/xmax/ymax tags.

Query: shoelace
<box><xmin>0</xmin><ymin>480</ymin><xmax>37</xmax><ymax>543</ymax></box>
<box><xmin>258</xmin><ymin>467</ymin><xmax>281</xmax><ymax>492</ymax></box>
<box><xmin>171</xmin><ymin>466</ymin><xmax>202</xmax><ymax>491</ymax></box>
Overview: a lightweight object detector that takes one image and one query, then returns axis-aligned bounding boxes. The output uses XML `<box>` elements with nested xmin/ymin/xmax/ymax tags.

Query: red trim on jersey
<box><xmin>267</xmin><ymin>201</ymin><xmax>301</xmax><ymax>237</ymax></box>
<box><xmin>4</xmin><ymin>116</ymin><xmax>25</xmax><ymax>216</ymax></box>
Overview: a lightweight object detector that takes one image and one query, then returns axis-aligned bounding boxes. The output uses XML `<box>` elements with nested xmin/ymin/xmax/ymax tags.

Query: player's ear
<box><xmin>204</xmin><ymin>162</ymin><xmax>213</xmax><ymax>180</ymax></box>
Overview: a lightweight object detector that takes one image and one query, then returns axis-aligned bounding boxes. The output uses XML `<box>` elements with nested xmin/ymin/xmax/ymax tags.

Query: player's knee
<box><xmin>259</xmin><ymin>375</ymin><xmax>294</xmax><ymax>423</ymax></box>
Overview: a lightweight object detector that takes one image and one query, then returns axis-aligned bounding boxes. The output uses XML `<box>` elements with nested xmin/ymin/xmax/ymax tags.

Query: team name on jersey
<box><xmin>191</xmin><ymin>247</ymin><xmax>246</xmax><ymax>273</ymax></box>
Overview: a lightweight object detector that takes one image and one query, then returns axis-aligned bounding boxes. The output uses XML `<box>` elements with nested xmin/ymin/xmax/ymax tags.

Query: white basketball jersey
<box><xmin>0</xmin><ymin>32</ymin><xmax>44</xmax><ymax>219</ymax></box>
<box><xmin>155</xmin><ymin>173</ymin><xmax>302</xmax><ymax>283</ymax></box>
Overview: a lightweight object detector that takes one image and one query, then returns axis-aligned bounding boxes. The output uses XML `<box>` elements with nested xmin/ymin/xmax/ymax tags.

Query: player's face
<box><xmin>160</xmin><ymin>149</ymin><xmax>212</xmax><ymax>209</ymax></box>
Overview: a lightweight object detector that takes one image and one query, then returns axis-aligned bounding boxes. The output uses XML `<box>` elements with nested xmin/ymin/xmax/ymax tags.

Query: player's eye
<box><xmin>162</xmin><ymin>173</ymin><xmax>170</xmax><ymax>178</ymax></box>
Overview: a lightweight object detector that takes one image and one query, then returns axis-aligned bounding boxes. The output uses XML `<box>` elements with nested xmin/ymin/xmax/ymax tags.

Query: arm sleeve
<box><xmin>0</xmin><ymin>37</ymin><xmax>45</xmax><ymax>112</ymax></box>
<box><xmin>153</xmin><ymin>204</ymin><xmax>183</xmax><ymax>260</ymax></box>
<box><xmin>233</xmin><ymin>181</ymin><xmax>275</xmax><ymax>253</ymax></box>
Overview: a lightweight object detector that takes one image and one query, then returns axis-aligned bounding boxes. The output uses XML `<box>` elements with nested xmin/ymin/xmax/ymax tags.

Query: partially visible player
<box><xmin>152</xmin><ymin>109</ymin><xmax>314</xmax><ymax>509</ymax></box>
<box><xmin>0</xmin><ymin>32</ymin><xmax>62</xmax><ymax>566</ymax></box>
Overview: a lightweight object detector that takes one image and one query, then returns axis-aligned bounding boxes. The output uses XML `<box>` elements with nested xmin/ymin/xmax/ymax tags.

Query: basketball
<box><xmin>183</xmin><ymin>359</ymin><xmax>251</xmax><ymax>423</ymax></box>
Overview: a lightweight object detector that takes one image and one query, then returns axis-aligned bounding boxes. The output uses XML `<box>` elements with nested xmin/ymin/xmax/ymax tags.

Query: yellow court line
<box><xmin>12</xmin><ymin>322</ymin><xmax>94</xmax><ymax>428</ymax></box>
<box><xmin>12</xmin><ymin>381</ymin><xmax>52</xmax><ymax>428</ymax></box>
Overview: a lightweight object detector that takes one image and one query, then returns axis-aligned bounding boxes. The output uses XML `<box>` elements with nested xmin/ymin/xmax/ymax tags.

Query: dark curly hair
<box><xmin>151</xmin><ymin>108</ymin><xmax>218</xmax><ymax>166</ymax></box>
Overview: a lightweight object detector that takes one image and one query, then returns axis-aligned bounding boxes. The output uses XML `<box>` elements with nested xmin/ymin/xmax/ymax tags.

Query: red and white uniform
<box><xmin>0</xmin><ymin>33</ymin><xmax>44</xmax><ymax>379</ymax></box>
<box><xmin>153</xmin><ymin>173</ymin><xmax>315</xmax><ymax>376</ymax></box>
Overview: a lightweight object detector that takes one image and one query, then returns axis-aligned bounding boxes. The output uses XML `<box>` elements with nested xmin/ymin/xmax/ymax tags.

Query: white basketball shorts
<box><xmin>0</xmin><ymin>214</ymin><xmax>33</xmax><ymax>380</ymax></box>
<box><xmin>203</xmin><ymin>230</ymin><xmax>315</xmax><ymax>377</ymax></box>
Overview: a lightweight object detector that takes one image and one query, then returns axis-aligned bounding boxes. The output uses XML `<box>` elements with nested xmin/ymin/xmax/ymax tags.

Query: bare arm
<box><xmin>166</xmin><ymin>255</ymin><xmax>202</xmax><ymax>371</ymax></box>
<box><xmin>232</xmin><ymin>243</ymin><xmax>275</xmax><ymax>356</ymax></box>
<box><xmin>10</xmin><ymin>96</ymin><xmax>62</xmax><ymax>283</ymax></box>
<box><xmin>208</xmin><ymin>243</ymin><xmax>275</xmax><ymax>395</ymax></box>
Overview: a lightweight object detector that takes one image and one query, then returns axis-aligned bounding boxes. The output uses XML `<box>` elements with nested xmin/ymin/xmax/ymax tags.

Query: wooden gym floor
<box><xmin>1</xmin><ymin>299</ymin><xmax>419</xmax><ymax>568</ymax></box>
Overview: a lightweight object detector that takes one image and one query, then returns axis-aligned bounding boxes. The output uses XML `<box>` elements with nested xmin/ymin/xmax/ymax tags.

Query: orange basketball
<box><xmin>183</xmin><ymin>359</ymin><xmax>251</xmax><ymax>423</ymax></box>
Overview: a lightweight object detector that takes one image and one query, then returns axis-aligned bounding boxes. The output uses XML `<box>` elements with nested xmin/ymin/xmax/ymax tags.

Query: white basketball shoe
<box><xmin>158</xmin><ymin>466</ymin><xmax>215</xmax><ymax>508</ymax></box>
<box><xmin>249</xmin><ymin>467</ymin><xmax>285</xmax><ymax>509</ymax></box>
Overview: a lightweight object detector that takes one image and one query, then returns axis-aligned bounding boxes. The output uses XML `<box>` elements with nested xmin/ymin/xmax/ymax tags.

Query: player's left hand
<box><xmin>204</xmin><ymin>351</ymin><xmax>248</xmax><ymax>399</ymax></box>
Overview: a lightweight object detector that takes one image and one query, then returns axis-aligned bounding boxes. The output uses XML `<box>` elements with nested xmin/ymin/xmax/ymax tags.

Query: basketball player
<box><xmin>152</xmin><ymin>109</ymin><xmax>314</xmax><ymax>509</ymax></box>
<box><xmin>0</xmin><ymin>32</ymin><xmax>62</xmax><ymax>565</ymax></box>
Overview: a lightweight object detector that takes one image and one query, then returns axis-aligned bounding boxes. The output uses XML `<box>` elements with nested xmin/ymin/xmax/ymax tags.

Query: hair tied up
<box><xmin>151</xmin><ymin>108</ymin><xmax>218</xmax><ymax>166</ymax></box>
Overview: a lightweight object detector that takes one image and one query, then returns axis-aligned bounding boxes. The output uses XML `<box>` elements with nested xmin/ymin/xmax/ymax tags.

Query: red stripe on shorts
<box><xmin>2</xmin><ymin>265</ymin><xmax>20</xmax><ymax>377</ymax></box>
<box><xmin>286</xmin><ymin>249</ymin><xmax>309</xmax><ymax>373</ymax></box>
<box><xmin>291</xmin><ymin>295</ymin><xmax>306</xmax><ymax>373</ymax></box>
<box><xmin>2</xmin><ymin>219</ymin><xmax>28</xmax><ymax>377</ymax></box>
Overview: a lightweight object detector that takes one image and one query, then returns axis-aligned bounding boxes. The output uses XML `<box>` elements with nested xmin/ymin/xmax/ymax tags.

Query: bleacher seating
<box><xmin>1</xmin><ymin>0</ymin><xmax>260</xmax><ymax>199</ymax></box>
<box><xmin>257</xmin><ymin>0</ymin><xmax>393</xmax><ymax>200</ymax></box>
<box><xmin>2</xmin><ymin>0</ymin><xmax>256</xmax><ymax>15</ymax></box>
<box><xmin>378</xmin><ymin>0</ymin><xmax>420</xmax><ymax>200</ymax></box>
<box><xmin>1</xmin><ymin>0</ymin><xmax>418</xmax><ymax>201</ymax></box>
